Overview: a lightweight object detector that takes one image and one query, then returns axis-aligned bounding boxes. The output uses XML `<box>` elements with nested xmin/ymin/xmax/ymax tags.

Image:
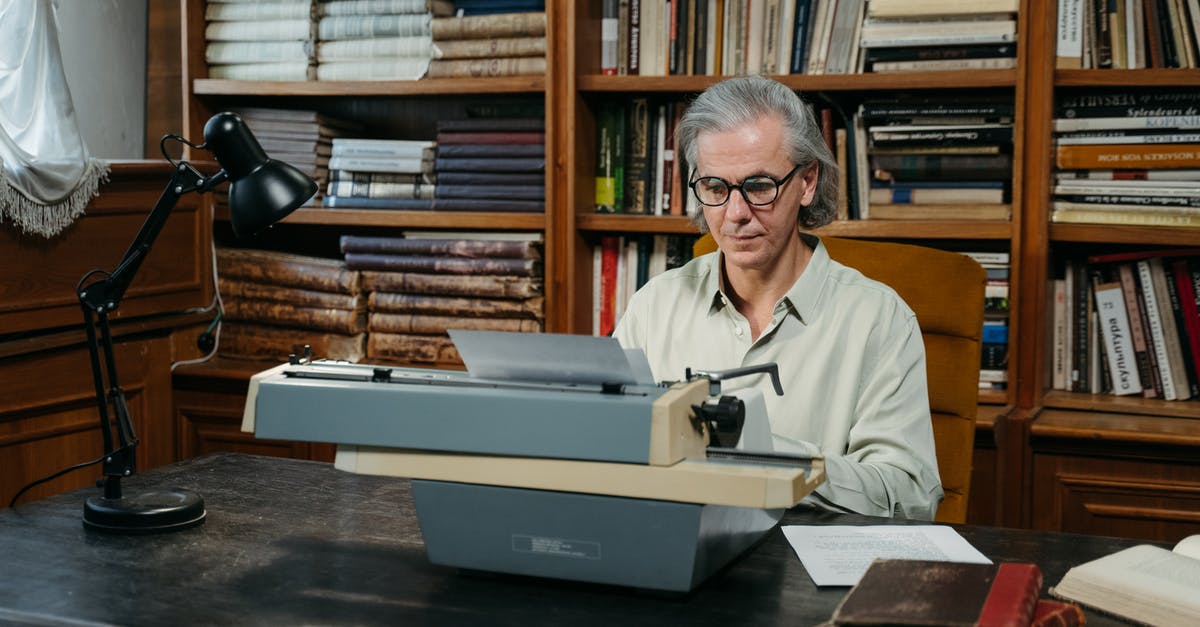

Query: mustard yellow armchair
<box><xmin>693</xmin><ymin>234</ymin><xmax>986</xmax><ymax>523</ymax></box>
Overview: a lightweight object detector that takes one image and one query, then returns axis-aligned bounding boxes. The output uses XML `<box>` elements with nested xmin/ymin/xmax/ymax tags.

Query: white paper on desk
<box><xmin>782</xmin><ymin>525</ymin><xmax>992</xmax><ymax>587</ymax></box>
<box><xmin>449</xmin><ymin>330</ymin><xmax>646</xmax><ymax>385</ymax></box>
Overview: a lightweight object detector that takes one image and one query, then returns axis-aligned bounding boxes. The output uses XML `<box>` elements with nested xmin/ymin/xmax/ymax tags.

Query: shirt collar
<box><xmin>701</xmin><ymin>233</ymin><xmax>830</xmax><ymax>323</ymax></box>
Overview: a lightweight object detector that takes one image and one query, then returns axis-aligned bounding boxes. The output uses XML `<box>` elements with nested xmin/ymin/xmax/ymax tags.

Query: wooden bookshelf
<box><xmin>175</xmin><ymin>0</ymin><xmax>1200</xmax><ymax>540</ymax></box>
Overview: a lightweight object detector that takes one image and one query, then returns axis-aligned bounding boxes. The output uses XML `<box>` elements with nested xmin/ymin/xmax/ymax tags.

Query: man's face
<box><xmin>695</xmin><ymin>115</ymin><xmax>817</xmax><ymax>273</ymax></box>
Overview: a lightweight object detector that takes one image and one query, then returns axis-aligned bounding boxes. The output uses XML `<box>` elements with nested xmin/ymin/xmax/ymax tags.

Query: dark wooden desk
<box><xmin>0</xmin><ymin>453</ymin><xmax>1142</xmax><ymax>626</ymax></box>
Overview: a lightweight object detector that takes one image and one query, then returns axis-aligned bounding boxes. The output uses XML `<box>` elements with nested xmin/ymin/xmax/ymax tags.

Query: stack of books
<box><xmin>1055</xmin><ymin>0</ymin><xmax>1200</xmax><ymax>69</ymax></box>
<box><xmin>434</xmin><ymin>117</ymin><xmax>545</xmax><ymax>213</ymax></box>
<box><xmin>592</xmin><ymin>234</ymin><xmax>696</xmax><ymax>336</ymax></box>
<box><xmin>324</xmin><ymin>138</ymin><xmax>436</xmax><ymax>210</ymax></box>
<box><xmin>1051</xmin><ymin>88</ymin><xmax>1200</xmax><ymax>227</ymax></box>
<box><xmin>314</xmin><ymin>0</ymin><xmax>454</xmax><ymax>81</ymax></box>
<box><xmin>232</xmin><ymin>107</ymin><xmax>360</xmax><ymax>202</ymax></box>
<box><xmin>594</xmin><ymin>97</ymin><xmax>694</xmax><ymax>216</ymax></box>
<box><xmin>855</xmin><ymin>97</ymin><xmax>1015</xmax><ymax>221</ymax></box>
<box><xmin>204</xmin><ymin>0</ymin><xmax>315</xmax><ymax>81</ymax></box>
<box><xmin>215</xmin><ymin>247</ymin><xmax>366</xmax><ymax>363</ymax></box>
<box><xmin>963</xmin><ymin>251</ymin><xmax>1012</xmax><ymax>391</ymax></box>
<box><xmin>859</xmin><ymin>0</ymin><xmax>1019</xmax><ymax>73</ymax></box>
<box><xmin>428</xmin><ymin>11</ymin><xmax>547</xmax><ymax>77</ymax></box>
<box><xmin>339</xmin><ymin>233</ymin><xmax>545</xmax><ymax>367</ymax></box>
<box><xmin>1051</xmin><ymin>249</ymin><xmax>1200</xmax><ymax>401</ymax></box>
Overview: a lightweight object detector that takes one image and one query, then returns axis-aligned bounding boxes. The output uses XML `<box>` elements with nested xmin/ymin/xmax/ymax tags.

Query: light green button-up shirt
<box><xmin>613</xmin><ymin>235</ymin><xmax>943</xmax><ymax>519</ymax></box>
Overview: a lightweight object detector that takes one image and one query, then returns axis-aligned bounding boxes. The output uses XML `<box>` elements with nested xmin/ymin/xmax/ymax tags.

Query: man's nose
<box><xmin>724</xmin><ymin>190</ymin><xmax>754</xmax><ymax>221</ymax></box>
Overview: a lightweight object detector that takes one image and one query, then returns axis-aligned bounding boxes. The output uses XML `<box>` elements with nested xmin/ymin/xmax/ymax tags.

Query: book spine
<box><xmin>205</xmin><ymin>19</ymin><xmax>313</xmax><ymax>42</ymax></box>
<box><xmin>206</xmin><ymin>2</ymin><xmax>314</xmax><ymax>21</ymax></box>
<box><xmin>1093</xmin><ymin>281</ymin><xmax>1145</xmax><ymax>394</ymax></box>
<box><xmin>217</xmin><ymin>248</ymin><xmax>359</xmax><ymax>294</ymax></box>
<box><xmin>602</xmin><ymin>0</ymin><xmax>619</xmax><ymax>74</ymax></box>
<box><xmin>432</xmin><ymin>36</ymin><xmax>547</xmax><ymax>59</ymax></box>
<box><xmin>435</xmin><ymin>131</ymin><xmax>546</xmax><ymax>145</ymax></box>
<box><xmin>318</xmin><ymin>14</ymin><xmax>431</xmax><ymax>40</ymax></box>
<box><xmin>369</xmin><ymin>312</ymin><xmax>543</xmax><ymax>334</ymax></box>
<box><xmin>316</xmin><ymin>59</ymin><xmax>429</xmax><ymax>81</ymax></box>
<box><xmin>320</xmin><ymin>0</ymin><xmax>440</xmax><ymax>16</ymax></box>
<box><xmin>369</xmin><ymin>292</ymin><xmax>544</xmax><ymax>318</ymax></box>
<box><xmin>435</xmin><ymin>184</ymin><xmax>544</xmax><ymax>200</ymax></box>
<box><xmin>1138</xmin><ymin>259</ymin><xmax>1179</xmax><ymax>399</ymax></box>
<box><xmin>1118</xmin><ymin>263</ymin><xmax>1161</xmax><ymax>397</ymax></box>
<box><xmin>217</xmin><ymin>278</ymin><xmax>363</xmax><ymax>310</ymax></box>
<box><xmin>206</xmin><ymin>41</ymin><xmax>311</xmax><ymax>65</ymax></box>
<box><xmin>343</xmin><ymin>253</ymin><xmax>541</xmax><ymax>276</ymax></box>
<box><xmin>431</xmin><ymin>12</ymin><xmax>548</xmax><ymax>39</ymax></box>
<box><xmin>624</xmin><ymin>97</ymin><xmax>654</xmax><ymax>214</ymax></box>
<box><xmin>426</xmin><ymin>56</ymin><xmax>546</xmax><ymax>77</ymax></box>
<box><xmin>367</xmin><ymin>332</ymin><xmax>462</xmax><ymax>365</ymax></box>
<box><xmin>224</xmin><ymin>299</ymin><xmax>366</xmax><ymax>334</ymax></box>
<box><xmin>977</xmin><ymin>562</ymin><xmax>1043</xmax><ymax>627</ymax></box>
<box><xmin>326</xmin><ymin>180</ymin><xmax>435</xmax><ymax>199</ymax></box>
<box><xmin>434</xmin><ymin>157</ymin><xmax>545</xmax><ymax>173</ymax></box>
<box><xmin>1164</xmin><ymin>259</ymin><xmax>1200</xmax><ymax>398</ymax></box>
<box><xmin>339</xmin><ymin>235</ymin><xmax>538</xmax><ymax>259</ymax></box>
<box><xmin>360</xmin><ymin>271</ymin><xmax>542</xmax><ymax>299</ymax></box>
<box><xmin>220</xmin><ymin>322</ymin><xmax>365</xmax><ymax>363</ymax></box>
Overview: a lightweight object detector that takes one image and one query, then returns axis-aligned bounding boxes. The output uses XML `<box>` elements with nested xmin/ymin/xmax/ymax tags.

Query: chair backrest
<box><xmin>692</xmin><ymin>234</ymin><xmax>986</xmax><ymax>523</ymax></box>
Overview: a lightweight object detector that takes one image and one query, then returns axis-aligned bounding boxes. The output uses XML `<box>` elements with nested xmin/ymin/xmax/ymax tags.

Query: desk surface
<box><xmin>1</xmin><ymin>453</ymin><xmax>1141</xmax><ymax>626</ymax></box>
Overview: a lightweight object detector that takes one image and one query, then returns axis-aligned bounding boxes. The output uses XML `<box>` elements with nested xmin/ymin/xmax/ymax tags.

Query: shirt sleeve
<box><xmin>803</xmin><ymin>314</ymin><xmax>943</xmax><ymax>520</ymax></box>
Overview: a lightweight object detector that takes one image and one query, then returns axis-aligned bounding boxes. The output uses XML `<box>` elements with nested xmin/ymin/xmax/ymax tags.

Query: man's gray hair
<box><xmin>676</xmin><ymin>76</ymin><xmax>839</xmax><ymax>230</ymax></box>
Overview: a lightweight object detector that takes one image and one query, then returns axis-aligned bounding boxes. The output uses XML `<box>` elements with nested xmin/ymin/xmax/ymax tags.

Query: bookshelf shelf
<box><xmin>194</xmin><ymin>77</ymin><xmax>547</xmax><ymax>97</ymax></box>
<box><xmin>574</xmin><ymin>215</ymin><xmax>1013</xmax><ymax>239</ymax></box>
<box><xmin>1049</xmin><ymin>224</ymin><xmax>1200</xmax><ymax>245</ymax></box>
<box><xmin>212</xmin><ymin>207</ymin><xmax>546</xmax><ymax>230</ymax></box>
<box><xmin>577</xmin><ymin>70</ymin><xmax>1019</xmax><ymax>93</ymax></box>
<box><xmin>1033</xmin><ymin>406</ymin><xmax>1200</xmax><ymax>441</ymax></box>
<box><xmin>1043</xmin><ymin>392</ymin><xmax>1200</xmax><ymax>421</ymax></box>
<box><xmin>1055</xmin><ymin>68</ymin><xmax>1200</xmax><ymax>88</ymax></box>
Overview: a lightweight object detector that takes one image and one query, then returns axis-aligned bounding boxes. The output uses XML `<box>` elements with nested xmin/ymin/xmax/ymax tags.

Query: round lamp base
<box><xmin>83</xmin><ymin>488</ymin><xmax>207</xmax><ymax>534</ymax></box>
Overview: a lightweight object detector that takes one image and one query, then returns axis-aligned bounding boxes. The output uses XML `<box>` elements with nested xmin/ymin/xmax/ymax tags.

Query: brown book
<box><xmin>431</xmin><ymin>12</ymin><xmax>547</xmax><ymax>40</ymax></box>
<box><xmin>830</xmin><ymin>560</ymin><xmax>1042</xmax><ymax>626</ymax></box>
<box><xmin>217</xmin><ymin>248</ymin><xmax>360</xmax><ymax>295</ymax></box>
<box><xmin>339</xmin><ymin>235</ymin><xmax>541</xmax><ymax>260</ymax></box>
<box><xmin>426</xmin><ymin>57</ymin><xmax>547</xmax><ymax>78</ymax></box>
<box><xmin>361</xmin><ymin>271</ymin><xmax>543</xmax><ymax>299</ymax></box>
<box><xmin>1055</xmin><ymin>143</ymin><xmax>1200</xmax><ymax>169</ymax></box>
<box><xmin>224</xmin><ymin>298</ymin><xmax>366</xmax><ymax>334</ymax></box>
<box><xmin>219</xmin><ymin>321</ymin><xmax>365</xmax><ymax>363</ymax></box>
<box><xmin>344</xmin><ymin>253</ymin><xmax>542</xmax><ymax>277</ymax></box>
<box><xmin>431</xmin><ymin>36</ymin><xmax>546</xmax><ymax>59</ymax></box>
<box><xmin>370</xmin><ymin>292</ymin><xmax>544</xmax><ymax>319</ymax></box>
<box><xmin>369</xmin><ymin>313</ymin><xmax>542</xmax><ymax>335</ymax></box>
<box><xmin>218</xmin><ymin>278</ymin><xmax>365</xmax><ymax>311</ymax></box>
<box><xmin>366</xmin><ymin>332</ymin><xmax>462</xmax><ymax>366</ymax></box>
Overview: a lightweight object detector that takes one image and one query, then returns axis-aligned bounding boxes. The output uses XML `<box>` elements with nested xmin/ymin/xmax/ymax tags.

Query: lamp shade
<box><xmin>204</xmin><ymin>112</ymin><xmax>318</xmax><ymax>238</ymax></box>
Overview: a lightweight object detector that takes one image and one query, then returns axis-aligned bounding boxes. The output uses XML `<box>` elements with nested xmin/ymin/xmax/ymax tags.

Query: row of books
<box><xmin>1051</xmin><ymin>248</ymin><xmax>1200</xmax><ymax>401</ymax></box>
<box><xmin>600</xmin><ymin>0</ymin><xmax>1018</xmax><ymax>77</ymax></box>
<box><xmin>593</xmin><ymin>234</ymin><xmax>697</xmax><ymax>336</ymax></box>
<box><xmin>1051</xmin><ymin>88</ymin><xmax>1200</xmax><ymax>227</ymax></box>
<box><xmin>323</xmin><ymin>117</ymin><xmax>546</xmax><ymax>213</ymax></box>
<box><xmin>204</xmin><ymin>0</ymin><xmax>547</xmax><ymax>81</ymax></box>
<box><xmin>853</xmin><ymin>97</ymin><xmax>1015</xmax><ymax>221</ymax></box>
<box><xmin>1056</xmin><ymin>0</ymin><xmax>1200</xmax><ymax>69</ymax></box>
<box><xmin>964</xmin><ymin>251</ymin><xmax>1012</xmax><ymax>391</ymax></box>
<box><xmin>213</xmin><ymin>233</ymin><xmax>546</xmax><ymax>367</ymax></box>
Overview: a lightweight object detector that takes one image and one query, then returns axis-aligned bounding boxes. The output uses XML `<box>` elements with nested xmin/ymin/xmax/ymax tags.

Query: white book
<box><xmin>859</xmin><ymin>18</ymin><xmax>1016</xmax><ymax>48</ymax></box>
<box><xmin>331</xmin><ymin>138</ymin><xmax>434</xmax><ymax>158</ymax></box>
<box><xmin>1053</xmin><ymin>183</ymin><xmax>1200</xmax><ymax>197</ymax></box>
<box><xmin>1148</xmin><ymin>256</ymin><xmax>1193</xmax><ymax>399</ymax></box>
<box><xmin>961</xmin><ymin>251</ymin><xmax>1010</xmax><ymax>264</ymax></box>
<box><xmin>1093</xmin><ymin>282</ymin><xmax>1143</xmax><ymax>395</ymax></box>
<box><xmin>867</xmin><ymin>0</ymin><xmax>1018</xmax><ymax>18</ymax></box>
<box><xmin>1056</xmin><ymin>0</ymin><xmax>1083</xmax><ymax>68</ymax></box>
<box><xmin>1050</xmin><ymin>536</ymin><xmax>1200</xmax><ymax>625</ymax></box>
<box><xmin>320</xmin><ymin>0</ymin><xmax>452</xmax><ymax>16</ymax></box>
<box><xmin>318</xmin><ymin>14</ymin><xmax>432</xmax><ymax>40</ymax></box>
<box><xmin>1064</xmin><ymin>262</ymin><xmax>1075</xmax><ymax>390</ymax></box>
<box><xmin>592</xmin><ymin>244</ymin><xmax>603</xmax><ymax>336</ymax></box>
<box><xmin>328</xmin><ymin>156</ymin><xmax>433</xmax><ymax>174</ymax></box>
<box><xmin>1137</xmin><ymin>259</ymin><xmax>1179</xmax><ymax>400</ymax></box>
<box><xmin>1053</xmin><ymin>114</ymin><xmax>1200</xmax><ymax>132</ymax></box>
<box><xmin>206</xmin><ymin>1</ymin><xmax>313</xmax><ymax>21</ymax></box>
<box><xmin>1057</xmin><ymin>169</ymin><xmax>1200</xmax><ymax>180</ymax></box>
<box><xmin>747</xmin><ymin>0</ymin><xmax>768</xmax><ymax>74</ymax></box>
<box><xmin>872</xmin><ymin>57</ymin><xmax>1017</xmax><ymax>71</ymax></box>
<box><xmin>205</xmin><ymin>19</ymin><xmax>313</xmax><ymax>42</ymax></box>
<box><xmin>317</xmin><ymin>36</ymin><xmax>432</xmax><ymax>61</ymax></box>
<box><xmin>776</xmin><ymin>0</ymin><xmax>797</xmax><ymax>75</ymax></box>
<box><xmin>1052</xmin><ymin>201</ymin><xmax>1200</xmax><ymax>215</ymax></box>
<box><xmin>1055</xmin><ymin>131</ymin><xmax>1200</xmax><ymax>144</ymax></box>
<box><xmin>1052</xmin><ymin>278</ymin><xmax>1068</xmax><ymax>390</ymax></box>
<box><xmin>316</xmin><ymin>58</ymin><xmax>430</xmax><ymax>81</ymax></box>
<box><xmin>206</xmin><ymin>41</ymin><xmax>311</xmax><ymax>65</ymax></box>
<box><xmin>208</xmin><ymin>62</ymin><xmax>311</xmax><ymax>81</ymax></box>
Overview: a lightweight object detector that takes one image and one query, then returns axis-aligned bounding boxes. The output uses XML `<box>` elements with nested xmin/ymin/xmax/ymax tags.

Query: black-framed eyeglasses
<box><xmin>688</xmin><ymin>163</ymin><xmax>803</xmax><ymax>207</ymax></box>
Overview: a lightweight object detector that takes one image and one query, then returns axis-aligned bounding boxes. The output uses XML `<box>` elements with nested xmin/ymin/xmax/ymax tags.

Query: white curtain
<box><xmin>0</xmin><ymin>0</ymin><xmax>108</xmax><ymax>237</ymax></box>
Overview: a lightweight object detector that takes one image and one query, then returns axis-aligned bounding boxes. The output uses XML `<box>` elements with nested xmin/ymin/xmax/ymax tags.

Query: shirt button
<box><xmin>735</xmin><ymin>327</ymin><xmax>743</xmax><ymax>337</ymax></box>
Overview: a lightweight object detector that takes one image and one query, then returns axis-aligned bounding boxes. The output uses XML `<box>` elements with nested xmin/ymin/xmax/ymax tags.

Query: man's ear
<box><xmin>798</xmin><ymin>162</ymin><xmax>820</xmax><ymax>206</ymax></box>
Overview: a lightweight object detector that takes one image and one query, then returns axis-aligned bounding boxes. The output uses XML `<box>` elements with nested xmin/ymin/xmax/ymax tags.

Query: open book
<box><xmin>1050</xmin><ymin>534</ymin><xmax>1200</xmax><ymax>625</ymax></box>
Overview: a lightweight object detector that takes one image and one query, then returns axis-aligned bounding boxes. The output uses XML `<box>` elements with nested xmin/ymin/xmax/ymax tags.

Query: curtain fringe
<box><xmin>0</xmin><ymin>159</ymin><xmax>110</xmax><ymax>238</ymax></box>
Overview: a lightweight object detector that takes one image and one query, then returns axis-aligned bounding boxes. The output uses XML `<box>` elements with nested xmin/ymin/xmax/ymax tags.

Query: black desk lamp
<box><xmin>77</xmin><ymin>112</ymin><xmax>317</xmax><ymax>533</ymax></box>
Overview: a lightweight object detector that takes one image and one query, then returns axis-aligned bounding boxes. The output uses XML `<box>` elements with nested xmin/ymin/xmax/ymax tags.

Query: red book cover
<box><xmin>599</xmin><ymin>235</ymin><xmax>620</xmax><ymax>336</ymax></box>
<box><xmin>1031</xmin><ymin>599</ymin><xmax>1086</xmax><ymax>626</ymax></box>
<box><xmin>1171</xmin><ymin>259</ymin><xmax>1200</xmax><ymax>387</ymax></box>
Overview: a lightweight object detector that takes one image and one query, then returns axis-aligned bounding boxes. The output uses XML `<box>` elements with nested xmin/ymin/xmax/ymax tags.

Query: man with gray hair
<box><xmin>613</xmin><ymin>76</ymin><xmax>943</xmax><ymax>520</ymax></box>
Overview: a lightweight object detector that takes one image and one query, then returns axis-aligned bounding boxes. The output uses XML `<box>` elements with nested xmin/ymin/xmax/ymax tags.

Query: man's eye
<box><xmin>742</xmin><ymin>178</ymin><xmax>775</xmax><ymax>194</ymax></box>
<box><xmin>699</xmin><ymin>179</ymin><xmax>727</xmax><ymax>193</ymax></box>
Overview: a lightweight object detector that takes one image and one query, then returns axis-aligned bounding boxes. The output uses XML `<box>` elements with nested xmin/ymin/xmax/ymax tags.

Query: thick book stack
<box><xmin>1050</xmin><ymin>248</ymin><xmax>1200</xmax><ymax>401</ymax></box>
<box><xmin>215</xmin><ymin>247</ymin><xmax>366</xmax><ymax>362</ymax></box>
<box><xmin>855</xmin><ymin>96</ymin><xmax>1015</xmax><ymax>221</ymax></box>
<box><xmin>614</xmin><ymin>0</ymin><xmax>1019</xmax><ymax>77</ymax></box>
<box><xmin>1052</xmin><ymin>88</ymin><xmax>1200</xmax><ymax>227</ymax></box>
<box><xmin>428</xmin><ymin>11</ymin><xmax>548</xmax><ymax>77</ymax></box>
<box><xmin>204</xmin><ymin>0</ymin><xmax>316</xmax><ymax>81</ymax></box>
<box><xmin>314</xmin><ymin>0</ymin><xmax>454</xmax><ymax>81</ymax></box>
<box><xmin>594</xmin><ymin>97</ymin><xmax>693</xmax><ymax>216</ymax></box>
<box><xmin>592</xmin><ymin>234</ymin><xmax>696</xmax><ymax>336</ymax></box>
<box><xmin>1055</xmin><ymin>0</ymin><xmax>1200</xmax><ymax>69</ymax></box>
<box><xmin>324</xmin><ymin>138</ymin><xmax>436</xmax><ymax>210</ymax></box>
<box><xmin>859</xmin><ymin>0</ymin><xmax>1019</xmax><ymax>73</ymax></box>
<box><xmin>339</xmin><ymin>233</ymin><xmax>545</xmax><ymax>367</ymax></box>
<box><xmin>232</xmin><ymin>107</ymin><xmax>361</xmax><ymax>202</ymax></box>
<box><xmin>962</xmin><ymin>251</ymin><xmax>1011</xmax><ymax>391</ymax></box>
<box><xmin>432</xmin><ymin>117</ymin><xmax>545</xmax><ymax>213</ymax></box>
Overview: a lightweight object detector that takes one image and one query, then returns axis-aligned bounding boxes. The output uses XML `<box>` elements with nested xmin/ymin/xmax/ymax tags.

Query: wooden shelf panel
<box><xmin>578</xmin><ymin>71</ymin><xmax>1019</xmax><ymax>93</ymax></box>
<box><xmin>1033</xmin><ymin>407</ymin><xmax>1200</xmax><ymax>446</ymax></box>
<box><xmin>214</xmin><ymin>207</ymin><xmax>545</xmax><ymax>230</ymax></box>
<box><xmin>194</xmin><ymin>77</ymin><xmax>546</xmax><ymax>97</ymax></box>
<box><xmin>1056</xmin><ymin>68</ymin><xmax>1200</xmax><ymax>87</ymax></box>
<box><xmin>1043</xmin><ymin>390</ymin><xmax>1200</xmax><ymax>420</ymax></box>
<box><xmin>574</xmin><ymin>215</ymin><xmax>1013</xmax><ymax>239</ymax></box>
<box><xmin>1050</xmin><ymin>223</ymin><xmax>1200</xmax><ymax>246</ymax></box>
